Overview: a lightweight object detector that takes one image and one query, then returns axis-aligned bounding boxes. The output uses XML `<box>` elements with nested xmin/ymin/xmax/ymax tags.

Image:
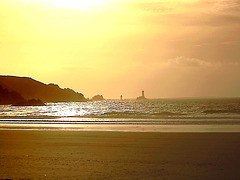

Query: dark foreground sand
<box><xmin>1</xmin><ymin>131</ymin><xmax>240</xmax><ymax>180</ymax></box>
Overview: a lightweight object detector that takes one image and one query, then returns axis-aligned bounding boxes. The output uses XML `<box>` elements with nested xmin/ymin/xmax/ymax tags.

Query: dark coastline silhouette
<box><xmin>0</xmin><ymin>75</ymin><xmax>86</xmax><ymax>105</ymax></box>
<box><xmin>0</xmin><ymin>84</ymin><xmax>25</xmax><ymax>105</ymax></box>
<box><xmin>12</xmin><ymin>99</ymin><xmax>45</xmax><ymax>106</ymax></box>
<box><xmin>0</xmin><ymin>84</ymin><xmax>44</xmax><ymax>106</ymax></box>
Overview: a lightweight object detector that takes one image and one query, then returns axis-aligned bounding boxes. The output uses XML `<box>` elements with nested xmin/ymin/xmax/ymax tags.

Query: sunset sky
<box><xmin>1</xmin><ymin>0</ymin><xmax>240</xmax><ymax>99</ymax></box>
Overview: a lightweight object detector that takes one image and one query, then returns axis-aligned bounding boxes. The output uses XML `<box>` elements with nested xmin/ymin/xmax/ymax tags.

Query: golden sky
<box><xmin>1</xmin><ymin>0</ymin><xmax>240</xmax><ymax>99</ymax></box>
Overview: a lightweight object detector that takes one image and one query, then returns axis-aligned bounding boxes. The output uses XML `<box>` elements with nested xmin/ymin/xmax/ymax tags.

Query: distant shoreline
<box><xmin>109</xmin><ymin>97</ymin><xmax>240</xmax><ymax>100</ymax></box>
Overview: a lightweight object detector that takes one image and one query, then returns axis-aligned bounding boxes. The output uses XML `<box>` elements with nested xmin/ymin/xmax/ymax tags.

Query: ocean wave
<box><xmin>203</xmin><ymin>109</ymin><xmax>240</xmax><ymax>114</ymax></box>
<box><xmin>84</xmin><ymin>111</ymin><xmax>185</xmax><ymax>119</ymax></box>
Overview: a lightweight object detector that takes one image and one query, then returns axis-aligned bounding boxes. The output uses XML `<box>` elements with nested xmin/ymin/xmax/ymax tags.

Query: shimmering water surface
<box><xmin>1</xmin><ymin>98</ymin><xmax>240</xmax><ymax>125</ymax></box>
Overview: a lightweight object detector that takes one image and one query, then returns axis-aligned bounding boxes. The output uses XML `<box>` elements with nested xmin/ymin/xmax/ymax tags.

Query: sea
<box><xmin>1</xmin><ymin>98</ymin><xmax>240</xmax><ymax>132</ymax></box>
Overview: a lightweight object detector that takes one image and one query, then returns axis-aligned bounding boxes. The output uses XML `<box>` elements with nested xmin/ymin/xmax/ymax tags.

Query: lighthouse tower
<box><xmin>137</xmin><ymin>90</ymin><xmax>146</xmax><ymax>100</ymax></box>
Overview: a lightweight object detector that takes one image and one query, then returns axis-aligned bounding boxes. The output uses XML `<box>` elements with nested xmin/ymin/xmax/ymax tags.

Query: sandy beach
<box><xmin>0</xmin><ymin>130</ymin><xmax>240</xmax><ymax>179</ymax></box>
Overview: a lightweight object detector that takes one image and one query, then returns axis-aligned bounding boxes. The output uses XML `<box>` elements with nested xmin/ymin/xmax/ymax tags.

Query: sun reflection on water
<box><xmin>0</xmin><ymin>99</ymin><xmax>240</xmax><ymax>119</ymax></box>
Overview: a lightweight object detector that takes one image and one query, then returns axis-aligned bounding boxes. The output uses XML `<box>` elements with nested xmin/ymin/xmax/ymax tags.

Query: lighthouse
<box><xmin>137</xmin><ymin>90</ymin><xmax>147</xmax><ymax>100</ymax></box>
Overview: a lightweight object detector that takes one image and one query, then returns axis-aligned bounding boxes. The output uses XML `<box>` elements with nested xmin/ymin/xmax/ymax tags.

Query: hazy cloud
<box><xmin>166</xmin><ymin>56</ymin><xmax>211</xmax><ymax>67</ymax></box>
<box><xmin>165</xmin><ymin>56</ymin><xmax>240</xmax><ymax>68</ymax></box>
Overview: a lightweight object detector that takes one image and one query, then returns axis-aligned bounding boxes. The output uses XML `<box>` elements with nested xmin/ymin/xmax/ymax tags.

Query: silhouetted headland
<box><xmin>91</xmin><ymin>95</ymin><xmax>105</xmax><ymax>101</ymax></box>
<box><xmin>136</xmin><ymin>90</ymin><xmax>147</xmax><ymax>100</ymax></box>
<box><xmin>0</xmin><ymin>75</ymin><xmax>87</xmax><ymax>105</ymax></box>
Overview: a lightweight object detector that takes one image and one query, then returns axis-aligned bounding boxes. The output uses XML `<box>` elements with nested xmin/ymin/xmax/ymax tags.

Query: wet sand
<box><xmin>1</xmin><ymin>130</ymin><xmax>240</xmax><ymax>179</ymax></box>
<box><xmin>1</xmin><ymin>123</ymin><xmax>240</xmax><ymax>132</ymax></box>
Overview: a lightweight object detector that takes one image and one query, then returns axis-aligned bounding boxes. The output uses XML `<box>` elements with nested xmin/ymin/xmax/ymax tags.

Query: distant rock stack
<box><xmin>91</xmin><ymin>95</ymin><xmax>105</xmax><ymax>101</ymax></box>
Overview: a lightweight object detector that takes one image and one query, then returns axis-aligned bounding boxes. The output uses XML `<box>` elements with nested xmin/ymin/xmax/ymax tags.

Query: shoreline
<box><xmin>1</xmin><ymin>123</ymin><xmax>240</xmax><ymax>132</ymax></box>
